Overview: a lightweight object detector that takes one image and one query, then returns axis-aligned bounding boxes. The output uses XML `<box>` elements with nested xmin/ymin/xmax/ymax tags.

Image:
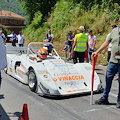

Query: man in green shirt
<box><xmin>92</xmin><ymin>18</ymin><xmax>120</xmax><ymax>108</ymax></box>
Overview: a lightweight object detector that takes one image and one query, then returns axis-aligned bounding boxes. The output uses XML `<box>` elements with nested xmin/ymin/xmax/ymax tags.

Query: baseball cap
<box><xmin>88</xmin><ymin>29</ymin><xmax>93</xmax><ymax>33</ymax></box>
<box><xmin>68</xmin><ymin>31</ymin><xmax>72</xmax><ymax>33</ymax></box>
<box><xmin>78</xmin><ymin>26</ymin><xmax>85</xmax><ymax>31</ymax></box>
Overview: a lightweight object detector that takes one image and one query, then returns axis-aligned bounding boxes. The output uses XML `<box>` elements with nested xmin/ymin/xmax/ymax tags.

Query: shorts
<box><xmin>69</xmin><ymin>45</ymin><xmax>72</xmax><ymax>53</ymax></box>
<box><xmin>64</xmin><ymin>50</ymin><xmax>67</xmax><ymax>55</ymax></box>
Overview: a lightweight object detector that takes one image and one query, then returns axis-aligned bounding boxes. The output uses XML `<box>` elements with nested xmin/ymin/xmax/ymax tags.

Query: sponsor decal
<box><xmin>64</xmin><ymin>81</ymin><xmax>76</xmax><ymax>86</ymax></box>
<box><xmin>54</xmin><ymin>72</ymin><xmax>78</xmax><ymax>76</ymax></box>
<box><xmin>10</xmin><ymin>68</ymin><xmax>12</xmax><ymax>72</ymax></box>
<box><xmin>54</xmin><ymin>65</ymin><xmax>66</xmax><ymax>67</ymax></box>
<box><xmin>49</xmin><ymin>62</ymin><xmax>67</xmax><ymax>67</ymax></box>
<box><xmin>17</xmin><ymin>69</ymin><xmax>25</xmax><ymax>74</ymax></box>
<box><xmin>21</xmin><ymin>64</ymin><xmax>25</xmax><ymax>70</ymax></box>
<box><xmin>38</xmin><ymin>72</ymin><xmax>49</xmax><ymax>75</ymax></box>
<box><xmin>52</xmin><ymin>63</ymin><xmax>64</xmax><ymax>65</ymax></box>
<box><xmin>53</xmin><ymin>75</ymin><xmax>84</xmax><ymax>82</ymax></box>
<box><xmin>66</xmin><ymin>88</ymin><xmax>88</xmax><ymax>93</ymax></box>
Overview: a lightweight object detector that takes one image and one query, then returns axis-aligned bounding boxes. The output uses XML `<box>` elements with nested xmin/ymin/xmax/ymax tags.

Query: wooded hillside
<box><xmin>0</xmin><ymin>0</ymin><xmax>24</xmax><ymax>16</ymax></box>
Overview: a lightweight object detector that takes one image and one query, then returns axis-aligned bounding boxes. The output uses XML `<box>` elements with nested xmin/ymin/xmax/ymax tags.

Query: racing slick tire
<box><xmin>28</xmin><ymin>69</ymin><xmax>37</xmax><ymax>92</ymax></box>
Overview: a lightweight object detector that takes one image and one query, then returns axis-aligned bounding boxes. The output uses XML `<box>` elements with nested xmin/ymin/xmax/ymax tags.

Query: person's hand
<box><xmin>91</xmin><ymin>48</ymin><xmax>94</xmax><ymax>50</ymax></box>
<box><xmin>92</xmin><ymin>51</ymin><xmax>98</xmax><ymax>58</ymax></box>
<box><xmin>9</xmin><ymin>38</ymin><xmax>12</xmax><ymax>41</ymax></box>
<box><xmin>102</xmin><ymin>50</ymin><xmax>105</xmax><ymax>54</ymax></box>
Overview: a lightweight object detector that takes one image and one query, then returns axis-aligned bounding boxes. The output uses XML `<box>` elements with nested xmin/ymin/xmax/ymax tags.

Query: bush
<box><xmin>0</xmin><ymin>24</ymin><xmax>9</xmax><ymax>36</ymax></box>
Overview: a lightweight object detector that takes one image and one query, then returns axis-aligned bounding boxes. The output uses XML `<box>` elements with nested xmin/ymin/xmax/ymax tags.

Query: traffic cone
<box><xmin>21</xmin><ymin>104</ymin><xmax>29</xmax><ymax>120</ymax></box>
<box><xmin>21</xmin><ymin>117</ymin><xmax>24</xmax><ymax>120</ymax></box>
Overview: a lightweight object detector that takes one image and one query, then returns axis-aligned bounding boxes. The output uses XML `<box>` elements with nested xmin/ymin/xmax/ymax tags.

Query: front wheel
<box><xmin>28</xmin><ymin>69</ymin><xmax>37</xmax><ymax>92</ymax></box>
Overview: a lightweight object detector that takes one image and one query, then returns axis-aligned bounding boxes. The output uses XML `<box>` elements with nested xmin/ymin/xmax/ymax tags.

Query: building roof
<box><xmin>0</xmin><ymin>10</ymin><xmax>25</xmax><ymax>20</ymax></box>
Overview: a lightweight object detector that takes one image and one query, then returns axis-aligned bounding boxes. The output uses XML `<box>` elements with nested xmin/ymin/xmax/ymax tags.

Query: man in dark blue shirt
<box><xmin>43</xmin><ymin>33</ymin><xmax>52</xmax><ymax>53</ymax></box>
<box><xmin>11</xmin><ymin>31</ymin><xmax>17</xmax><ymax>47</ymax></box>
<box><xmin>67</xmin><ymin>31</ymin><xmax>75</xmax><ymax>60</ymax></box>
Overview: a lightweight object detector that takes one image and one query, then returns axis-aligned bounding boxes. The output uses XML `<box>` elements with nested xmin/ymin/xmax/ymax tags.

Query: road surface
<box><xmin>0</xmin><ymin>64</ymin><xmax>120</xmax><ymax>120</ymax></box>
<box><xmin>0</xmin><ymin>43</ymin><xmax>120</xmax><ymax>120</ymax></box>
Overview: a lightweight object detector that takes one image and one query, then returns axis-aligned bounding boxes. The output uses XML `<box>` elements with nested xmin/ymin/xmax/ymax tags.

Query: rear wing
<box><xmin>6</xmin><ymin>42</ymin><xmax>61</xmax><ymax>59</ymax></box>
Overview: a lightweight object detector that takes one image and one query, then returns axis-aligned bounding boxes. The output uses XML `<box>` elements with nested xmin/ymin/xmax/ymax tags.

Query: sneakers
<box><xmin>116</xmin><ymin>99</ymin><xmax>120</xmax><ymax>108</ymax></box>
<box><xmin>67</xmin><ymin>58</ymin><xmax>72</xmax><ymax>61</ymax></box>
<box><xmin>95</xmin><ymin>97</ymin><xmax>109</xmax><ymax>105</ymax></box>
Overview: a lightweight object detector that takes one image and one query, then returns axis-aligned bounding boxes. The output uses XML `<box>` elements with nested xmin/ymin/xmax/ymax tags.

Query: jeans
<box><xmin>103</xmin><ymin>62</ymin><xmax>120</xmax><ymax>100</ymax></box>
<box><xmin>18</xmin><ymin>44</ymin><xmax>23</xmax><ymax>47</ymax></box>
<box><xmin>88</xmin><ymin>48</ymin><xmax>96</xmax><ymax>62</ymax></box>
<box><xmin>69</xmin><ymin>45</ymin><xmax>72</xmax><ymax>53</ymax></box>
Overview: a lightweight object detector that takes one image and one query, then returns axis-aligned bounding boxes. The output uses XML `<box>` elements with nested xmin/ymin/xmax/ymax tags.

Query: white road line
<box><xmin>82</xmin><ymin>106</ymin><xmax>115</xmax><ymax>113</ymax></box>
<box><xmin>81</xmin><ymin>92</ymin><xmax>117</xmax><ymax>114</ymax></box>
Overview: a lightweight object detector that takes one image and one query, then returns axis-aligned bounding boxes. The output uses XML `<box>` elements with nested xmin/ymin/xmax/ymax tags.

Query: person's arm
<box><xmin>71</xmin><ymin>36</ymin><xmax>77</xmax><ymax>56</ymax></box>
<box><xmin>102</xmin><ymin>33</ymin><xmax>110</xmax><ymax>54</ymax></box>
<box><xmin>91</xmin><ymin>36</ymin><xmax>96</xmax><ymax>50</ymax></box>
<box><xmin>51</xmin><ymin>35</ymin><xmax>54</xmax><ymax>43</ymax></box>
<box><xmin>68</xmin><ymin>35</ymin><xmax>75</xmax><ymax>41</ymax></box>
<box><xmin>23</xmin><ymin>38</ymin><xmax>25</xmax><ymax>44</ymax></box>
<box><xmin>92</xmin><ymin>40</ymin><xmax>110</xmax><ymax>57</ymax></box>
<box><xmin>91</xmin><ymin>41</ymin><xmax>96</xmax><ymax>50</ymax></box>
<box><xmin>86</xmin><ymin>39</ymin><xmax>88</xmax><ymax>51</ymax></box>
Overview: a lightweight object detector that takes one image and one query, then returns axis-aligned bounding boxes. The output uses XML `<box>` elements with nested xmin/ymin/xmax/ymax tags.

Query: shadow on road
<box><xmin>7</xmin><ymin>112</ymin><xmax>22</xmax><ymax>120</ymax></box>
<box><xmin>40</xmin><ymin>90</ymin><xmax>104</xmax><ymax>100</ymax></box>
<box><xmin>0</xmin><ymin>95</ymin><xmax>5</xmax><ymax>99</ymax></box>
<box><xmin>0</xmin><ymin>104</ymin><xmax>22</xmax><ymax>120</ymax></box>
<box><xmin>0</xmin><ymin>104</ymin><xmax>10</xmax><ymax>120</ymax></box>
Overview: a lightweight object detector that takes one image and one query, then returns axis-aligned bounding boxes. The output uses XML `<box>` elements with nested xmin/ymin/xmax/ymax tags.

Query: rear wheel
<box><xmin>28</xmin><ymin>69</ymin><xmax>37</xmax><ymax>92</ymax></box>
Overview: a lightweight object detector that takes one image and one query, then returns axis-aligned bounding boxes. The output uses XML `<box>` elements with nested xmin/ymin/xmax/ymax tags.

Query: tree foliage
<box><xmin>17</xmin><ymin>0</ymin><xmax>59</xmax><ymax>25</ymax></box>
<box><xmin>0</xmin><ymin>0</ymin><xmax>25</xmax><ymax>16</ymax></box>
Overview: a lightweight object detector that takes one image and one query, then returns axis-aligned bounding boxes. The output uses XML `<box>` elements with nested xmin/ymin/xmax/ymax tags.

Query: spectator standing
<box><xmin>92</xmin><ymin>18</ymin><xmax>120</xmax><ymax>108</ymax></box>
<box><xmin>88</xmin><ymin>30</ymin><xmax>96</xmax><ymax>63</ymax></box>
<box><xmin>11</xmin><ymin>31</ymin><xmax>17</xmax><ymax>47</ymax></box>
<box><xmin>67</xmin><ymin>31</ymin><xmax>75</xmax><ymax>60</ymax></box>
<box><xmin>48</xmin><ymin>29</ymin><xmax>54</xmax><ymax>43</ymax></box>
<box><xmin>0</xmin><ymin>30</ymin><xmax>6</xmax><ymax>44</ymax></box>
<box><xmin>63</xmin><ymin>41</ymin><xmax>68</xmax><ymax>59</ymax></box>
<box><xmin>17</xmin><ymin>31</ymin><xmax>25</xmax><ymax>47</ymax></box>
<box><xmin>43</xmin><ymin>33</ymin><xmax>52</xmax><ymax>54</ymax></box>
<box><xmin>82</xmin><ymin>26</ymin><xmax>89</xmax><ymax>63</ymax></box>
<box><xmin>71</xmin><ymin>27</ymin><xmax>88</xmax><ymax>64</ymax></box>
<box><xmin>102</xmin><ymin>25</ymin><xmax>117</xmax><ymax>62</ymax></box>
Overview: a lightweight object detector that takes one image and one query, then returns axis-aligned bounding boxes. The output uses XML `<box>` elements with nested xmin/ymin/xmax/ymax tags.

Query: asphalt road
<box><xmin>0</xmin><ymin>43</ymin><xmax>120</xmax><ymax>120</ymax></box>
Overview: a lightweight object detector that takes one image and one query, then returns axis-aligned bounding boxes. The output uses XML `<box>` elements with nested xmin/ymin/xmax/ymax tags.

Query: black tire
<box><xmin>28</xmin><ymin>69</ymin><xmax>37</xmax><ymax>92</ymax></box>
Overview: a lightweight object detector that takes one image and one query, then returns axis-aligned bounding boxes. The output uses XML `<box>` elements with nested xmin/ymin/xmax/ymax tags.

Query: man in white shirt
<box><xmin>0</xmin><ymin>30</ymin><xmax>6</xmax><ymax>44</ymax></box>
<box><xmin>48</xmin><ymin>29</ymin><xmax>54</xmax><ymax>43</ymax></box>
<box><xmin>17</xmin><ymin>31</ymin><xmax>25</xmax><ymax>47</ymax></box>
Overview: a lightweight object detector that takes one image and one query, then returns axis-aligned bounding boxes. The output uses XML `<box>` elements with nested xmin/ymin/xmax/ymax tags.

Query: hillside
<box><xmin>19</xmin><ymin>0</ymin><xmax>120</xmax><ymax>65</ymax></box>
<box><xmin>0</xmin><ymin>0</ymin><xmax>25</xmax><ymax>16</ymax></box>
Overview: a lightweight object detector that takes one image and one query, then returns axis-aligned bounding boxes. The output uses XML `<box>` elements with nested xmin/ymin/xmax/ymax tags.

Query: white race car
<box><xmin>6</xmin><ymin>42</ymin><xmax>102</xmax><ymax>96</ymax></box>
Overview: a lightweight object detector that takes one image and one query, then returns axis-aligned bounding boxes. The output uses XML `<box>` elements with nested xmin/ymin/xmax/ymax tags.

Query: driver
<box><xmin>37</xmin><ymin>47</ymin><xmax>48</xmax><ymax>60</ymax></box>
<box><xmin>30</xmin><ymin>47</ymin><xmax>48</xmax><ymax>61</ymax></box>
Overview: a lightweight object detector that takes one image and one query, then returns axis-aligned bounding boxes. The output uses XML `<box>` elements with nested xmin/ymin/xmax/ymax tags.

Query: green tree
<box><xmin>17</xmin><ymin>0</ymin><xmax>59</xmax><ymax>25</ymax></box>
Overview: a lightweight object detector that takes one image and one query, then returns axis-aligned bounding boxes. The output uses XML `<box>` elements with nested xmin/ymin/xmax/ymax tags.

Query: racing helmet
<box><xmin>38</xmin><ymin>47</ymin><xmax>48</xmax><ymax>59</ymax></box>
